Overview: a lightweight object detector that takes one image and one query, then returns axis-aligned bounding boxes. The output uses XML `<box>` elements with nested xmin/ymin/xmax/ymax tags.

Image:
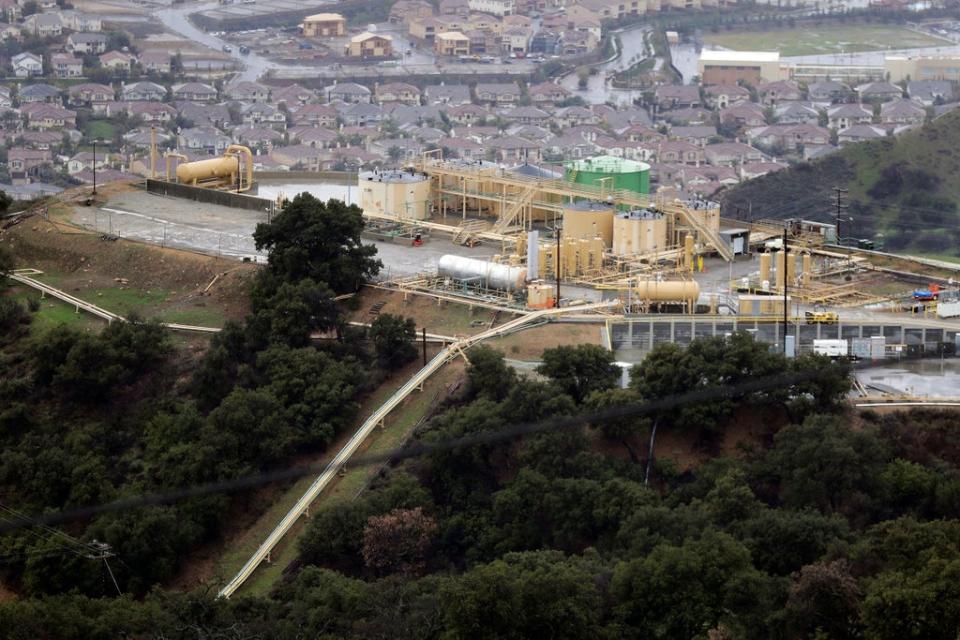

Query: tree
<box><xmin>440</xmin><ymin>551</ymin><xmax>602</xmax><ymax>640</ymax></box>
<box><xmin>0</xmin><ymin>243</ymin><xmax>15</xmax><ymax>276</ymax></box>
<box><xmin>465</xmin><ymin>346</ymin><xmax>516</xmax><ymax>402</ymax></box>
<box><xmin>369</xmin><ymin>313</ymin><xmax>417</xmax><ymax>370</ymax></box>
<box><xmin>761</xmin><ymin>415</ymin><xmax>888</xmax><ymax>516</ymax></box>
<box><xmin>863</xmin><ymin>556</ymin><xmax>960</xmax><ymax>640</ymax></box>
<box><xmin>611</xmin><ymin>531</ymin><xmax>767</xmax><ymax>639</ymax></box>
<box><xmin>536</xmin><ymin>344</ymin><xmax>620</xmax><ymax>403</ymax></box>
<box><xmin>252</xmin><ymin>193</ymin><xmax>382</xmax><ymax>295</ymax></box>
<box><xmin>247</xmin><ymin>278</ymin><xmax>341</xmax><ymax>348</ymax></box>
<box><xmin>362</xmin><ymin>507</ymin><xmax>437</xmax><ymax>575</ymax></box>
<box><xmin>785</xmin><ymin>560</ymin><xmax>862</xmax><ymax>640</ymax></box>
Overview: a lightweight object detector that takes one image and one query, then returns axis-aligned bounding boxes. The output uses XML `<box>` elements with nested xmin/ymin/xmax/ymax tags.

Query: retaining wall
<box><xmin>146</xmin><ymin>179</ymin><xmax>276</xmax><ymax>214</ymax></box>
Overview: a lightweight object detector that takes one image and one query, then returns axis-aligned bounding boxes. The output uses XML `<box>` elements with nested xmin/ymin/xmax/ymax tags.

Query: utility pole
<box><xmin>92</xmin><ymin>140</ymin><xmax>97</xmax><ymax>196</ymax></box>
<box><xmin>421</xmin><ymin>327</ymin><xmax>427</xmax><ymax>366</ymax></box>
<box><xmin>87</xmin><ymin>540</ymin><xmax>121</xmax><ymax>596</ymax></box>
<box><xmin>834</xmin><ymin>186</ymin><xmax>848</xmax><ymax>246</ymax></box>
<box><xmin>782</xmin><ymin>229</ymin><xmax>789</xmax><ymax>357</ymax></box>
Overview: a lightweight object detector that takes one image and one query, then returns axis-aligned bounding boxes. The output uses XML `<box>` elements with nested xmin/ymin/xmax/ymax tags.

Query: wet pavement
<box><xmin>856</xmin><ymin>358</ymin><xmax>960</xmax><ymax>397</ymax></box>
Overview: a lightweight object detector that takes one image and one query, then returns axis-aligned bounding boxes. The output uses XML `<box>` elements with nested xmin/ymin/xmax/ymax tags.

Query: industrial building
<box><xmin>698</xmin><ymin>50</ymin><xmax>787</xmax><ymax>86</ymax></box>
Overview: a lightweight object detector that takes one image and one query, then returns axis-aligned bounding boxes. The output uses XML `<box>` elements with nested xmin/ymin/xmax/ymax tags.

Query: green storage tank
<box><xmin>564</xmin><ymin>155</ymin><xmax>650</xmax><ymax>195</ymax></box>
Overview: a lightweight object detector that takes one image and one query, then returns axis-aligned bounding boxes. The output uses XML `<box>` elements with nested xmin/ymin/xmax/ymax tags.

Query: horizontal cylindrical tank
<box><xmin>562</xmin><ymin>201</ymin><xmax>615</xmax><ymax>247</ymax></box>
<box><xmin>438</xmin><ymin>255</ymin><xmax>527</xmax><ymax>292</ymax></box>
<box><xmin>176</xmin><ymin>156</ymin><xmax>238</xmax><ymax>184</ymax></box>
<box><xmin>359</xmin><ymin>170</ymin><xmax>432</xmax><ymax>220</ymax></box>
<box><xmin>612</xmin><ymin>209</ymin><xmax>667</xmax><ymax>256</ymax></box>
<box><xmin>633</xmin><ymin>280</ymin><xmax>700</xmax><ymax>302</ymax></box>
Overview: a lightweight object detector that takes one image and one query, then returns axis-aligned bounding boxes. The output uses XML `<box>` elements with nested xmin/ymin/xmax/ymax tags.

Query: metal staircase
<box><xmin>661</xmin><ymin>202</ymin><xmax>734</xmax><ymax>262</ymax></box>
<box><xmin>452</xmin><ymin>220</ymin><xmax>488</xmax><ymax>246</ymax></box>
<box><xmin>493</xmin><ymin>184</ymin><xmax>537</xmax><ymax>233</ymax></box>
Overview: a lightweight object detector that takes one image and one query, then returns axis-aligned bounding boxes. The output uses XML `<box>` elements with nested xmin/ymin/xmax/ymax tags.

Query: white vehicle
<box><xmin>813</xmin><ymin>339</ymin><xmax>848</xmax><ymax>358</ymax></box>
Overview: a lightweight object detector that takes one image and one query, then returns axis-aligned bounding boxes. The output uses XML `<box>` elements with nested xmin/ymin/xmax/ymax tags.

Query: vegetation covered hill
<box><xmin>720</xmin><ymin>109</ymin><xmax>960</xmax><ymax>256</ymax></box>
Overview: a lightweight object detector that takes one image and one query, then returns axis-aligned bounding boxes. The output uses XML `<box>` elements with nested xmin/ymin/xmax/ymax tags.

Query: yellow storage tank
<box><xmin>612</xmin><ymin>209</ymin><xmax>667</xmax><ymax>256</ymax></box>
<box><xmin>633</xmin><ymin>280</ymin><xmax>700</xmax><ymax>302</ymax></box>
<box><xmin>358</xmin><ymin>170</ymin><xmax>432</xmax><ymax>220</ymax></box>
<box><xmin>561</xmin><ymin>201</ymin><xmax>615</xmax><ymax>247</ymax></box>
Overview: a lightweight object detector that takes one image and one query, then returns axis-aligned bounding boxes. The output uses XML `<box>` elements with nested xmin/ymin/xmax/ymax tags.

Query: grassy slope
<box><xmin>719</xmin><ymin>109</ymin><xmax>960</xmax><ymax>255</ymax></box>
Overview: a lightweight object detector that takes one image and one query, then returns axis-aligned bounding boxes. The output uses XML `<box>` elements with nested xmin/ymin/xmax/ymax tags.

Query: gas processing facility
<box><xmin>351</xmin><ymin>151</ymin><xmax>960</xmax><ymax>360</ymax></box>
<box><xmin>150</xmin><ymin>145</ymin><xmax>960</xmax><ymax>362</ymax></box>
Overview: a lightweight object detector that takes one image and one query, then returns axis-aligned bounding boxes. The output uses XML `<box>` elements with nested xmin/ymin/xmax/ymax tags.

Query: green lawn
<box><xmin>83</xmin><ymin>120</ymin><xmax>117</xmax><ymax>141</ymax></box>
<box><xmin>703</xmin><ymin>24</ymin><xmax>951</xmax><ymax>57</ymax></box>
<box><xmin>5</xmin><ymin>285</ymin><xmax>101</xmax><ymax>334</ymax></box>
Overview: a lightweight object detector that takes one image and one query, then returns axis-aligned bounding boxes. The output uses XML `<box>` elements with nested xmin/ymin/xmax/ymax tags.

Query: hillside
<box><xmin>719</xmin><ymin>109</ymin><xmax>960</xmax><ymax>257</ymax></box>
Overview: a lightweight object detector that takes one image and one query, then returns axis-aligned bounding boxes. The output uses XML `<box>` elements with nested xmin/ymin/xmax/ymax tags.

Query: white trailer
<box><xmin>813</xmin><ymin>339</ymin><xmax>849</xmax><ymax>358</ymax></box>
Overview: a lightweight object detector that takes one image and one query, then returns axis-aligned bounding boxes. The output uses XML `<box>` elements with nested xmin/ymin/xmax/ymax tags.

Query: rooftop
<box><xmin>700</xmin><ymin>50</ymin><xmax>780</xmax><ymax>63</ymax></box>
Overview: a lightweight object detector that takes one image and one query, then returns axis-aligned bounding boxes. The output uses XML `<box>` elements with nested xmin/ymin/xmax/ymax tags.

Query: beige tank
<box><xmin>562</xmin><ymin>202</ymin><xmax>615</xmax><ymax>247</ymax></box>
<box><xmin>786</xmin><ymin>252</ymin><xmax>797</xmax><ymax>283</ymax></box>
<box><xmin>684</xmin><ymin>234</ymin><xmax>695</xmax><ymax>271</ymax></box>
<box><xmin>759</xmin><ymin>253</ymin><xmax>771</xmax><ymax>283</ymax></box>
<box><xmin>802</xmin><ymin>253</ymin><xmax>812</xmax><ymax>285</ymax></box>
<box><xmin>176</xmin><ymin>156</ymin><xmax>238</xmax><ymax>184</ymax></box>
<box><xmin>612</xmin><ymin>212</ymin><xmax>667</xmax><ymax>256</ymax></box>
<box><xmin>633</xmin><ymin>280</ymin><xmax>700</xmax><ymax>302</ymax></box>
<box><xmin>775</xmin><ymin>250</ymin><xmax>785</xmax><ymax>289</ymax></box>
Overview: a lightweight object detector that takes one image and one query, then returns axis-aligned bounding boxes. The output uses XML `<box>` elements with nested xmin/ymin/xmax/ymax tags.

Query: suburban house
<box><xmin>172</xmin><ymin>82</ymin><xmax>218</xmax><ymax>102</ymax></box>
<box><xmin>12</xmin><ymin>52</ymin><xmax>42</xmax><ymax>78</ymax></box>
<box><xmin>827</xmin><ymin>103</ymin><xmax>873</xmax><ymax>130</ymax></box>
<box><xmin>100</xmin><ymin>50</ymin><xmax>135</xmax><ymax>72</ymax></box>
<box><xmin>138</xmin><ymin>52</ymin><xmax>171</xmax><ymax>74</ymax></box>
<box><xmin>121</xmin><ymin>81</ymin><xmax>167</xmax><ymax>102</ymax></box>
<box><xmin>9</xmin><ymin>147</ymin><xmax>51</xmax><ymax>183</ymax></box>
<box><xmin>474</xmin><ymin>82</ymin><xmax>521</xmax><ymax>106</ymax></box>
<box><xmin>326</xmin><ymin>82</ymin><xmax>372</xmax><ymax>104</ymax></box>
<box><xmin>66</xmin><ymin>32</ymin><xmax>108</xmax><ymax>54</ymax></box>
<box><xmin>300</xmin><ymin>13</ymin><xmax>346</xmax><ymax>37</ymax></box>
<box><xmin>375</xmin><ymin>82</ymin><xmax>422</xmax><ymax>105</ymax></box>
<box><xmin>228</xmin><ymin>81</ymin><xmax>271</xmax><ymax>103</ymax></box>
<box><xmin>345</xmin><ymin>32</ymin><xmax>393</xmax><ymax>58</ymax></box>
<box><xmin>50</xmin><ymin>53</ymin><xmax>83</xmax><ymax>78</ymax></box>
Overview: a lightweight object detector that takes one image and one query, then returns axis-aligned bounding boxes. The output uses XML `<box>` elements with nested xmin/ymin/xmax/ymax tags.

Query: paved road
<box><xmin>152</xmin><ymin>0</ymin><xmax>297</xmax><ymax>84</ymax></box>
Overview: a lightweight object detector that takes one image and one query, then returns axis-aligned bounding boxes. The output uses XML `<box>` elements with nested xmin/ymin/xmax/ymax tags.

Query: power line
<box><xmin>0</xmin><ymin>363</ymin><xmax>852</xmax><ymax>535</ymax></box>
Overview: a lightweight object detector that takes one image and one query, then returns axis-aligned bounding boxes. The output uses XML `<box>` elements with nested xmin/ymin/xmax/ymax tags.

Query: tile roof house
<box><xmin>528</xmin><ymin>81</ymin><xmax>571</xmax><ymax>107</ymax></box>
<box><xmin>242</xmin><ymin>102</ymin><xmax>287</xmax><ymax>128</ymax></box>
<box><xmin>100</xmin><ymin>50</ymin><xmax>135</xmax><ymax>71</ymax></box>
<box><xmin>474</xmin><ymin>82</ymin><xmax>522</xmax><ymax>106</ymax></box>
<box><xmin>289</xmin><ymin>125</ymin><xmax>338</xmax><ymax>148</ymax></box>
<box><xmin>827</xmin><ymin>103</ymin><xmax>873</xmax><ymax>130</ymax></box>
<box><xmin>719</xmin><ymin>103</ymin><xmax>766</xmax><ymax>128</ymax></box>
<box><xmin>703</xmin><ymin>142</ymin><xmax>764</xmax><ymax>166</ymax></box>
<box><xmin>746</xmin><ymin>123</ymin><xmax>830</xmax><ymax>151</ymax></box>
<box><xmin>173</xmin><ymin>82</ymin><xmax>218</xmax><ymax>102</ymax></box>
<box><xmin>19</xmin><ymin>83</ymin><xmax>61</xmax><ymax>104</ymax></box>
<box><xmin>424</xmin><ymin>84</ymin><xmax>471</xmax><ymax>105</ymax></box>
<box><xmin>757</xmin><ymin>80</ymin><xmax>802</xmax><ymax>105</ymax></box>
<box><xmin>703</xmin><ymin>84</ymin><xmax>750</xmax><ymax>109</ymax></box>
<box><xmin>9</xmin><ymin>147</ymin><xmax>51</xmax><ymax>182</ymax></box>
<box><xmin>375</xmin><ymin>82</ymin><xmax>422</xmax><ymax>105</ymax></box>
<box><xmin>291</xmin><ymin>103</ymin><xmax>338</xmax><ymax>127</ymax></box>
<box><xmin>807</xmin><ymin>80</ymin><xmax>851</xmax><ymax>104</ymax></box>
<box><xmin>50</xmin><ymin>53</ymin><xmax>83</xmax><ymax>79</ymax></box>
<box><xmin>325</xmin><ymin>82</ymin><xmax>372</xmax><ymax>104</ymax></box>
<box><xmin>12</xmin><ymin>52</ymin><xmax>42</xmax><ymax>78</ymax></box>
<box><xmin>879</xmin><ymin>98</ymin><xmax>926</xmax><ymax>126</ymax></box>
<box><xmin>66</xmin><ymin>32</ymin><xmax>108</xmax><ymax>54</ymax></box>
<box><xmin>907</xmin><ymin>80</ymin><xmax>954</xmax><ymax>107</ymax></box>
<box><xmin>855</xmin><ymin>81</ymin><xmax>903</xmax><ymax>102</ymax></box>
<box><xmin>272</xmin><ymin>83</ymin><xmax>316</xmax><ymax>106</ymax></box>
<box><xmin>121</xmin><ymin>81</ymin><xmax>167</xmax><ymax>102</ymax></box>
<box><xmin>501</xmin><ymin>105</ymin><xmax>550</xmax><ymax>126</ymax></box>
<box><xmin>486</xmin><ymin>134</ymin><xmax>542</xmax><ymax>162</ymax></box>
<box><xmin>228</xmin><ymin>81</ymin><xmax>271</xmax><ymax>103</ymax></box>
<box><xmin>444</xmin><ymin>103</ymin><xmax>490</xmax><ymax>125</ymax></box>
<box><xmin>774</xmin><ymin>102</ymin><xmax>819</xmax><ymax>125</ymax></box>
<box><xmin>67</xmin><ymin>83</ymin><xmax>115</xmax><ymax>113</ymax></box>
<box><xmin>21</xmin><ymin>103</ymin><xmax>77</xmax><ymax>130</ymax></box>
<box><xmin>123</xmin><ymin>101</ymin><xmax>178</xmax><ymax>123</ymax></box>
<box><xmin>138</xmin><ymin>52</ymin><xmax>171</xmax><ymax>74</ymax></box>
<box><xmin>657</xmin><ymin>140</ymin><xmax>703</xmax><ymax>165</ymax></box>
<box><xmin>837</xmin><ymin>124</ymin><xmax>886</xmax><ymax>144</ymax></box>
<box><xmin>655</xmin><ymin>84</ymin><xmax>701</xmax><ymax>110</ymax></box>
<box><xmin>670</xmin><ymin>125</ymin><xmax>717</xmax><ymax>147</ymax></box>
<box><xmin>179</xmin><ymin>127</ymin><xmax>232</xmax><ymax>154</ymax></box>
